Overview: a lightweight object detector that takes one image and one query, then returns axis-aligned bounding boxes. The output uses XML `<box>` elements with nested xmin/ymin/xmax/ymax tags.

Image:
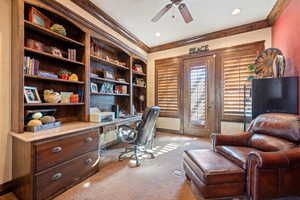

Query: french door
<box><xmin>183</xmin><ymin>56</ymin><xmax>215</xmax><ymax>136</ymax></box>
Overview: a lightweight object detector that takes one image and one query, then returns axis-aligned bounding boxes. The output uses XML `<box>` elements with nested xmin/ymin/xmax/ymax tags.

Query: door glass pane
<box><xmin>190</xmin><ymin>65</ymin><xmax>207</xmax><ymax>126</ymax></box>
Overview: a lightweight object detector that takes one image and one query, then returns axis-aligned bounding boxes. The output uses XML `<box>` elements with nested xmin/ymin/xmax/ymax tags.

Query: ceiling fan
<box><xmin>151</xmin><ymin>0</ymin><xmax>193</xmax><ymax>23</ymax></box>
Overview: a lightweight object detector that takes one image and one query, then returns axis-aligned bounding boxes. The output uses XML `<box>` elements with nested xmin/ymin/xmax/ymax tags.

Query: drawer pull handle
<box><xmin>85</xmin><ymin>137</ymin><xmax>93</xmax><ymax>143</ymax></box>
<box><xmin>85</xmin><ymin>158</ymin><xmax>93</xmax><ymax>165</ymax></box>
<box><xmin>52</xmin><ymin>173</ymin><xmax>63</xmax><ymax>181</ymax></box>
<box><xmin>52</xmin><ymin>147</ymin><xmax>62</xmax><ymax>153</ymax></box>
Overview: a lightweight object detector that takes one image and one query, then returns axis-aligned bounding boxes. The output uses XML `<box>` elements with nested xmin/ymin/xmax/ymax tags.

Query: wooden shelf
<box><xmin>90</xmin><ymin>77</ymin><xmax>129</xmax><ymax>85</ymax></box>
<box><xmin>24</xmin><ymin>20</ymin><xmax>84</xmax><ymax>47</ymax></box>
<box><xmin>25</xmin><ymin>74</ymin><xmax>85</xmax><ymax>84</ymax></box>
<box><xmin>24</xmin><ymin>47</ymin><xmax>85</xmax><ymax>66</ymax></box>
<box><xmin>91</xmin><ymin>92</ymin><xmax>129</xmax><ymax>96</ymax></box>
<box><xmin>133</xmin><ymin>71</ymin><xmax>146</xmax><ymax>76</ymax></box>
<box><xmin>90</xmin><ymin>55</ymin><xmax>129</xmax><ymax>70</ymax></box>
<box><xmin>24</xmin><ymin>103</ymin><xmax>85</xmax><ymax>107</ymax></box>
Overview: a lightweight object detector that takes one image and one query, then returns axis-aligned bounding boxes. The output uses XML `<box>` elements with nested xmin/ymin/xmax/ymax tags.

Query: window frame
<box><xmin>155</xmin><ymin>58</ymin><xmax>181</xmax><ymax>118</ymax></box>
<box><xmin>221</xmin><ymin>42</ymin><xmax>265</xmax><ymax>122</ymax></box>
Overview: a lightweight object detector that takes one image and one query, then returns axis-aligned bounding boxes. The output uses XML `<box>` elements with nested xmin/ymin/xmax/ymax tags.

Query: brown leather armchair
<box><xmin>212</xmin><ymin>113</ymin><xmax>300</xmax><ymax>200</ymax></box>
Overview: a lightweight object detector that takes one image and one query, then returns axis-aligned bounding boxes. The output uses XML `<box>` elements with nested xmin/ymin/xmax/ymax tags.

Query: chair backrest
<box><xmin>136</xmin><ymin>106</ymin><xmax>160</xmax><ymax>146</ymax></box>
<box><xmin>248</xmin><ymin>113</ymin><xmax>300</xmax><ymax>143</ymax></box>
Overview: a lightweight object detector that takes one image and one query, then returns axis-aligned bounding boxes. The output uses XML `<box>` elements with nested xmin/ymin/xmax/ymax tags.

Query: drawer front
<box><xmin>34</xmin><ymin>128</ymin><xmax>99</xmax><ymax>172</ymax></box>
<box><xmin>35</xmin><ymin>150</ymin><xmax>99</xmax><ymax>200</ymax></box>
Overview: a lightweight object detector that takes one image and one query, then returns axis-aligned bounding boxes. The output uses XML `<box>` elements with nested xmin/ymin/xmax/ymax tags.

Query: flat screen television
<box><xmin>252</xmin><ymin>77</ymin><xmax>299</xmax><ymax>119</ymax></box>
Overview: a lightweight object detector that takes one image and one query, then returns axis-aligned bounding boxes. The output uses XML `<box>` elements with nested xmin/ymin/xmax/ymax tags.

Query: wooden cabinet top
<box><xmin>10</xmin><ymin>116</ymin><xmax>140</xmax><ymax>142</ymax></box>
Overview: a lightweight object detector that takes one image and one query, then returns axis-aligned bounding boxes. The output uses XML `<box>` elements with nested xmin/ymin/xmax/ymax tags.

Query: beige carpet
<box><xmin>1</xmin><ymin>132</ymin><xmax>298</xmax><ymax>200</ymax></box>
<box><xmin>55</xmin><ymin>132</ymin><xmax>210</xmax><ymax>200</ymax></box>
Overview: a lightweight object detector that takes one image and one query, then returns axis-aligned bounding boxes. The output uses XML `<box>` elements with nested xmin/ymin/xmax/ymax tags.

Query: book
<box><xmin>23</xmin><ymin>56</ymin><xmax>40</xmax><ymax>75</ymax></box>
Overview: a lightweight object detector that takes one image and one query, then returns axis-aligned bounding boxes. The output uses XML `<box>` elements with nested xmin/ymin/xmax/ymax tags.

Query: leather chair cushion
<box><xmin>183</xmin><ymin>149</ymin><xmax>244</xmax><ymax>185</ymax></box>
<box><xmin>250</xmin><ymin>113</ymin><xmax>300</xmax><ymax>142</ymax></box>
<box><xmin>249</xmin><ymin>134</ymin><xmax>296</xmax><ymax>152</ymax></box>
<box><xmin>216</xmin><ymin>146</ymin><xmax>260</xmax><ymax>169</ymax></box>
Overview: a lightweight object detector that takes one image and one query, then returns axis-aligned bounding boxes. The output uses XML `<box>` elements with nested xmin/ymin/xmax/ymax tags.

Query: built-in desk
<box><xmin>10</xmin><ymin>116</ymin><xmax>140</xmax><ymax>142</ymax></box>
<box><xmin>10</xmin><ymin>116</ymin><xmax>140</xmax><ymax>200</ymax></box>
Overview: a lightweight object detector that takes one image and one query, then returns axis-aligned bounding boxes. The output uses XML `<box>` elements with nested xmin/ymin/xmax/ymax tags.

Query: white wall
<box><xmin>0</xmin><ymin>0</ymin><xmax>146</xmax><ymax>184</ymax></box>
<box><xmin>147</xmin><ymin>28</ymin><xmax>272</xmax><ymax>132</ymax></box>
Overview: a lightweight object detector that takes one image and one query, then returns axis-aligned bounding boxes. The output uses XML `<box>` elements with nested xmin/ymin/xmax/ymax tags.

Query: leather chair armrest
<box><xmin>211</xmin><ymin>132</ymin><xmax>252</xmax><ymax>149</ymax></box>
<box><xmin>248</xmin><ymin>151</ymin><xmax>290</xmax><ymax>169</ymax></box>
<box><xmin>283</xmin><ymin>147</ymin><xmax>300</xmax><ymax>165</ymax></box>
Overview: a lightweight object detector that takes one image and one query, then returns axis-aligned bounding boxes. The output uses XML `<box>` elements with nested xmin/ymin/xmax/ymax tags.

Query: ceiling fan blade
<box><xmin>151</xmin><ymin>3</ymin><xmax>173</xmax><ymax>22</ymax></box>
<box><xmin>178</xmin><ymin>3</ymin><xmax>193</xmax><ymax>23</ymax></box>
<box><xmin>171</xmin><ymin>0</ymin><xmax>183</xmax><ymax>5</ymax></box>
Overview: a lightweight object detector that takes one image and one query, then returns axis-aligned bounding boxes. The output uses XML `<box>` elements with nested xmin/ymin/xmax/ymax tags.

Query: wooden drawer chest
<box><xmin>13</xmin><ymin>128</ymin><xmax>100</xmax><ymax>200</ymax></box>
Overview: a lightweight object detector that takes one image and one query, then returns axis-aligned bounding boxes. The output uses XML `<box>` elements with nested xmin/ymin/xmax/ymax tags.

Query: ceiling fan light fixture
<box><xmin>232</xmin><ymin>8</ymin><xmax>241</xmax><ymax>15</ymax></box>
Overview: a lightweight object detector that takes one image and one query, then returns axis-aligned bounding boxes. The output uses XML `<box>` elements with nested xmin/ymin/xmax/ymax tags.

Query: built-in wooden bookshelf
<box><xmin>12</xmin><ymin>1</ymin><xmax>88</xmax><ymax>132</ymax></box>
<box><xmin>90</xmin><ymin>55</ymin><xmax>129</xmax><ymax>71</ymax></box>
<box><xmin>24</xmin><ymin>103</ymin><xmax>85</xmax><ymax>107</ymax></box>
<box><xmin>25</xmin><ymin>74</ymin><xmax>85</xmax><ymax>84</ymax></box>
<box><xmin>11</xmin><ymin>0</ymin><xmax>147</xmax><ymax>133</ymax></box>
<box><xmin>89</xmin><ymin>36</ymin><xmax>132</xmax><ymax>113</ymax></box>
<box><xmin>90</xmin><ymin>76</ymin><xmax>129</xmax><ymax>85</ymax></box>
<box><xmin>24</xmin><ymin>47</ymin><xmax>85</xmax><ymax>65</ymax></box>
<box><xmin>24</xmin><ymin>20</ymin><xmax>85</xmax><ymax>46</ymax></box>
<box><xmin>132</xmin><ymin>57</ymin><xmax>147</xmax><ymax>113</ymax></box>
<box><xmin>91</xmin><ymin>92</ymin><xmax>130</xmax><ymax>97</ymax></box>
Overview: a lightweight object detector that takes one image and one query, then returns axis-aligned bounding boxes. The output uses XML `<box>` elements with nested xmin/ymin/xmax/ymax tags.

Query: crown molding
<box><xmin>70</xmin><ymin>0</ymin><xmax>151</xmax><ymax>53</ymax></box>
<box><xmin>149</xmin><ymin>20</ymin><xmax>270</xmax><ymax>53</ymax></box>
<box><xmin>267</xmin><ymin>0</ymin><xmax>291</xmax><ymax>25</ymax></box>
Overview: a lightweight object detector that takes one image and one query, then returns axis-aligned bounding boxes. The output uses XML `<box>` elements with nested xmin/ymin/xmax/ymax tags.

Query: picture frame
<box><xmin>90</xmin><ymin>83</ymin><xmax>98</xmax><ymax>93</ymax></box>
<box><xmin>104</xmin><ymin>71</ymin><xmax>114</xmax><ymax>79</ymax></box>
<box><xmin>24</xmin><ymin>86</ymin><xmax>42</xmax><ymax>103</ymax></box>
<box><xmin>29</xmin><ymin>7</ymin><xmax>52</xmax><ymax>28</ymax></box>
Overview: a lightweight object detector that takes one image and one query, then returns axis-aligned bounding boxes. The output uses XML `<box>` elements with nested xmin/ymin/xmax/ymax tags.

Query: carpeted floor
<box><xmin>1</xmin><ymin>132</ymin><xmax>299</xmax><ymax>200</ymax></box>
<box><xmin>1</xmin><ymin>132</ymin><xmax>210</xmax><ymax>200</ymax></box>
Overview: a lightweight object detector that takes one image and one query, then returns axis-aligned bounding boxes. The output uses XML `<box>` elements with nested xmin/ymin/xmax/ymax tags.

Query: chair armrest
<box><xmin>135</xmin><ymin>120</ymin><xmax>142</xmax><ymax>128</ymax></box>
<box><xmin>248</xmin><ymin>151</ymin><xmax>290</xmax><ymax>169</ymax></box>
<box><xmin>117</xmin><ymin>125</ymin><xmax>137</xmax><ymax>143</ymax></box>
<box><xmin>211</xmin><ymin>132</ymin><xmax>252</xmax><ymax>148</ymax></box>
<box><xmin>282</xmin><ymin>147</ymin><xmax>300</xmax><ymax>165</ymax></box>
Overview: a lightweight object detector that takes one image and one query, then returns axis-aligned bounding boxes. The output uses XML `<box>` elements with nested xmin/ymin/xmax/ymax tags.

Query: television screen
<box><xmin>252</xmin><ymin>77</ymin><xmax>299</xmax><ymax>119</ymax></box>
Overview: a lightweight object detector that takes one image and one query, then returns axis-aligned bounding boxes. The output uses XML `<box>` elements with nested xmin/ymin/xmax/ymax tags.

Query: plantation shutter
<box><xmin>155</xmin><ymin>58</ymin><xmax>180</xmax><ymax>117</ymax></box>
<box><xmin>222</xmin><ymin>42</ymin><xmax>264</xmax><ymax>121</ymax></box>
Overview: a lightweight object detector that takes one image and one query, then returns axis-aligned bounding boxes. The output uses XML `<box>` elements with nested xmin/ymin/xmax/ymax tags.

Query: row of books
<box><xmin>23</xmin><ymin>56</ymin><xmax>39</xmax><ymax>75</ymax></box>
<box><xmin>68</xmin><ymin>49</ymin><xmax>77</xmax><ymax>61</ymax></box>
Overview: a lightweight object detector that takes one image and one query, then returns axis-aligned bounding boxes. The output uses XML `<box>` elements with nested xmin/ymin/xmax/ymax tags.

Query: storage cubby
<box><xmin>90</xmin><ymin>37</ymin><xmax>131</xmax><ymax>114</ymax></box>
<box><xmin>16</xmin><ymin>2</ymin><xmax>88</xmax><ymax>131</ymax></box>
<box><xmin>132</xmin><ymin>58</ymin><xmax>147</xmax><ymax>113</ymax></box>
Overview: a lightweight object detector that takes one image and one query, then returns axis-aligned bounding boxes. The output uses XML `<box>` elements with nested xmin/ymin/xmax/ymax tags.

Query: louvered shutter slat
<box><xmin>155</xmin><ymin>59</ymin><xmax>180</xmax><ymax>117</ymax></box>
<box><xmin>222</xmin><ymin>46</ymin><xmax>262</xmax><ymax>120</ymax></box>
